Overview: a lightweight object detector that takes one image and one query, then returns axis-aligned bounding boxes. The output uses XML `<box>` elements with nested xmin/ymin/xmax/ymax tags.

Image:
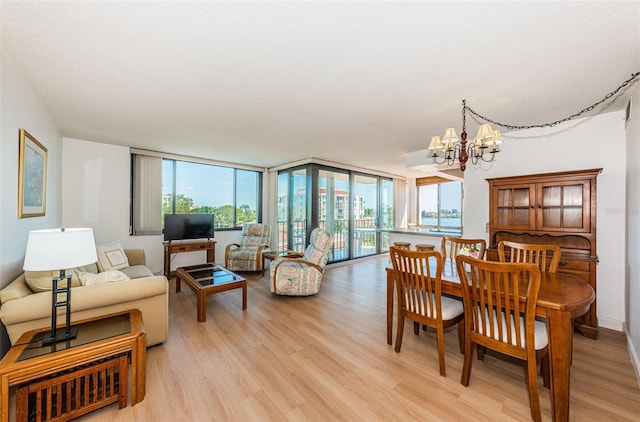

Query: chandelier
<box><xmin>428</xmin><ymin>72</ymin><xmax>640</xmax><ymax>172</ymax></box>
<box><xmin>428</xmin><ymin>100</ymin><xmax>501</xmax><ymax>172</ymax></box>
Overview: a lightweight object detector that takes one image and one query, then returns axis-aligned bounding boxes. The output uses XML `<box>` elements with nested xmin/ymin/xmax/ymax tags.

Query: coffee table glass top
<box><xmin>15</xmin><ymin>313</ymin><xmax>132</xmax><ymax>361</ymax></box>
<box><xmin>183</xmin><ymin>264</ymin><xmax>244</xmax><ymax>287</ymax></box>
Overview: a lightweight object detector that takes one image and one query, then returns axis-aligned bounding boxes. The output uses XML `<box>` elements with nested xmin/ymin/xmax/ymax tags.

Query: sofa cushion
<box><xmin>77</xmin><ymin>270</ymin><xmax>131</xmax><ymax>286</ymax></box>
<box><xmin>0</xmin><ymin>275</ymin><xmax>32</xmax><ymax>303</ymax></box>
<box><xmin>76</xmin><ymin>262</ymin><xmax>99</xmax><ymax>274</ymax></box>
<box><xmin>24</xmin><ymin>269</ymin><xmax>81</xmax><ymax>293</ymax></box>
<box><xmin>120</xmin><ymin>265</ymin><xmax>154</xmax><ymax>279</ymax></box>
<box><xmin>96</xmin><ymin>241</ymin><xmax>129</xmax><ymax>271</ymax></box>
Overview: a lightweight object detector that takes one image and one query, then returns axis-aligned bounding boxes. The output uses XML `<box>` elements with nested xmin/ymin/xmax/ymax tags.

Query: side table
<box><xmin>0</xmin><ymin>309</ymin><xmax>146</xmax><ymax>422</ymax></box>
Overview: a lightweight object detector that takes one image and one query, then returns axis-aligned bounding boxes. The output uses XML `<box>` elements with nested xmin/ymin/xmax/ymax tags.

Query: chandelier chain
<box><xmin>464</xmin><ymin>72</ymin><xmax>639</xmax><ymax>131</ymax></box>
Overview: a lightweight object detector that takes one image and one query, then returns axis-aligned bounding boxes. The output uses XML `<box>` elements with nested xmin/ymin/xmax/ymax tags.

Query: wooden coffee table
<box><xmin>175</xmin><ymin>263</ymin><xmax>247</xmax><ymax>322</ymax></box>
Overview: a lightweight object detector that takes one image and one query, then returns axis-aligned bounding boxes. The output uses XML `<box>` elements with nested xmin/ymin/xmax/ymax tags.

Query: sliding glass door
<box><xmin>352</xmin><ymin>174</ymin><xmax>378</xmax><ymax>258</ymax></box>
<box><xmin>380</xmin><ymin>178</ymin><xmax>393</xmax><ymax>252</ymax></box>
<box><xmin>277</xmin><ymin>164</ymin><xmax>394</xmax><ymax>263</ymax></box>
<box><xmin>277</xmin><ymin>168</ymin><xmax>308</xmax><ymax>254</ymax></box>
<box><xmin>318</xmin><ymin>169</ymin><xmax>350</xmax><ymax>261</ymax></box>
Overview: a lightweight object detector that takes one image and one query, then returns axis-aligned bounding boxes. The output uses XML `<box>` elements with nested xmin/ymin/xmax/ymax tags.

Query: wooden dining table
<box><xmin>385</xmin><ymin>259</ymin><xmax>595</xmax><ymax>422</ymax></box>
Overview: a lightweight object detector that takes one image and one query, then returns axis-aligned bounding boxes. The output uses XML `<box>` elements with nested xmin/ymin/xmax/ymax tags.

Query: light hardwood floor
<box><xmin>82</xmin><ymin>255</ymin><xmax>639</xmax><ymax>421</ymax></box>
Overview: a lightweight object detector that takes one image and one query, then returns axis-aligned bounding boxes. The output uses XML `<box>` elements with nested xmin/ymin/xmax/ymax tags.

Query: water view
<box><xmin>420</xmin><ymin>217</ymin><xmax>461</xmax><ymax>228</ymax></box>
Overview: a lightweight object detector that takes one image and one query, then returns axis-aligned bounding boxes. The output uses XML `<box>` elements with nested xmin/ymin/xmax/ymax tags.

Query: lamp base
<box><xmin>41</xmin><ymin>326</ymin><xmax>78</xmax><ymax>346</ymax></box>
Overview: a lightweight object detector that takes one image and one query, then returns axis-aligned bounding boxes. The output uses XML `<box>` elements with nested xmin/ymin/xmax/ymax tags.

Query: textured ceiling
<box><xmin>2</xmin><ymin>1</ymin><xmax>639</xmax><ymax>178</ymax></box>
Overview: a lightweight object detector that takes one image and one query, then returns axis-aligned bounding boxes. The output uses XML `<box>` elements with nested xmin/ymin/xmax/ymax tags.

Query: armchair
<box><xmin>224</xmin><ymin>223</ymin><xmax>271</xmax><ymax>272</ymax></box>
<box><xmin>270</xmin><ymin>228</ymin><xmax>334</xmax><ymax>296</ymax></box>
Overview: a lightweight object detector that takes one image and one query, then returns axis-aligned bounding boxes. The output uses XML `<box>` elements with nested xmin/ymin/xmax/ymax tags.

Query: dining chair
<box><xmin>441</xmin><ymin>237</ymin><xmax>487</xmax><ymax>260</ymax></box>
<box><xmin>456</xmin><ymin>255</ymin><xmax>550</xmax><ymax>422</ymax></box>
<box><xmin>498</xmin><ymin>240</ymin><xmax>561</xmax><ymax>272</ymax></box>
<box><xmin>389</xmin><ymin>246</ymin><xmax>464</xmax><ymax>377</ymax></box>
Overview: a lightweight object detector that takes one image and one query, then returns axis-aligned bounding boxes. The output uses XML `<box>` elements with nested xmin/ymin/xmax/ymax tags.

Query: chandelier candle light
<box><xmin>429</xmin><ymin>72</ymin><xmax>640</xmax><ymax>172</ymax></box>
<box><xmin>23</xmin><ymin>228</ymin><xmax>97</xmax><ymax>346</ymax></box>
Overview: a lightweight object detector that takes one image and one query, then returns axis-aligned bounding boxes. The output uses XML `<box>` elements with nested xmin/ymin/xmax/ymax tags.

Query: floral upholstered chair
<box><xmin>224</xmin><ymin>223</ymin><xmax>271</xmax><ymax>272</ymax></box>
<box><xmin>270</xmin><ymin>228</ymin><xmax>334</xmax><ymax>296</ymax></box>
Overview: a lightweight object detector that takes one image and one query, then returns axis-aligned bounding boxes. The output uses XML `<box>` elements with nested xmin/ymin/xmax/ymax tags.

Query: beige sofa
<box><xmin>0</xmin><ymin>249</ymin><xmax>168</xmax><ymax>347</ymax></box>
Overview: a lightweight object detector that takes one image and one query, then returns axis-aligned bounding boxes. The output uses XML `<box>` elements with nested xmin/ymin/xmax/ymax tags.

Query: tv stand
<box><xmin>163</xmin><ymin>240</ymin><xmax>216</xmax><ymax>278</ymax></box>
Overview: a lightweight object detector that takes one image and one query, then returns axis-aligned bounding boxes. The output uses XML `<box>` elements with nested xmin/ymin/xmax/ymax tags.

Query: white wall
<box><xmin>462</xmin><ymin>111</ymin><xmax>627</xmax><ymax>330</ymax></box>
<box><xmin>625</xmin><ymin>86</ymin><xmax>640</xmax><ymax>380</ymax></box>
<box><xmin>62</xmin><ymin>137</ymin><xmax>269</xmax><ymax>274</ymax></box>
<box><xmin>0</xmin><ymin>52</ymin><xmax>61</xmax><ymax>355</ymax></box>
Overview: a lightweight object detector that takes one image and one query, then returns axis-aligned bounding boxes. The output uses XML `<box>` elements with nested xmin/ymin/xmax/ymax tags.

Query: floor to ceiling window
<box><xmin>352</xmin><ymin>174</ymin><xmax>377</xmax><ymax>258</ymax></box>
<box><xmin>318</xmin><ymin>169</ymin><xmax>350</xmax><ymax>261</ymax></box>
<box><xmin>277</xmin><ymin>168</ymin><xmax>308</xmax><ymax>254</ymax></box>
<box><xmin>277</xmin><ymin>163</ymin><xmax>394</xmax><ymax>263</ymax></box>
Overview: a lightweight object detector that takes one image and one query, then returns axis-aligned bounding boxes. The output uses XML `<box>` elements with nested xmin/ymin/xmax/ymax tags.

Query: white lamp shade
<box><xmin>23</xmin><ymin>228</ymin><xmax>97</xmax><ymax>271</ymax></box>
<box><xmin>428</xmin><ymin>136</ymin><xmax>443</xmax><ymax>151</ymax></box>
<box><xmin>442</xmin><ymin>128</ymin><xmax>459</xmax><ymax>143</ymax></box>
<box><xmin>475</xmin><ymin>124</ymin><xmax>496</xmax><ymax>140</ymax></box>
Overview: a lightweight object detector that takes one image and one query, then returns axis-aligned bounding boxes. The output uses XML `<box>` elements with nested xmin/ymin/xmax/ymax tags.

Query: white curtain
<box><xmin>393</xmin><ymin>178</ymin><xmax>407</xmax><ymax>228</ymax></box>
<box><xmin>132</xmin><ymin>154</ymin><xmax>162</xmax><ymax>235</ymax></box>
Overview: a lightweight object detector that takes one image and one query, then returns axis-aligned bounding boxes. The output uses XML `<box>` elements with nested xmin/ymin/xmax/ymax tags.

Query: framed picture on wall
<box><xmin>18</xmin><ymin>128</ymin><xmax>47</xmax><ymax>218</ymax></box>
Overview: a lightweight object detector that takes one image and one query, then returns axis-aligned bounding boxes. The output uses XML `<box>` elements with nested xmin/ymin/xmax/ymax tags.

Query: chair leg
<box><xmin>476</xmin><ymin>345</ymin><xmax>485</xmax><ymax>361</ymax></box>
<box><xmin>394</xmin><ymin>314</ymin><xmax>405</xmax><ymax>353</ymax></box>
<box><xmin>461</xmin><ymin>339</ymin><xmax>474</xmax><ymax>386</ymax></box>
<box><xmin>413</xmin><ymin>321</ymin><xmax>420</xmax><ymax>335</ymax></box>
<box><xmin>540</xmin><ymin>353</ymin><xmax>550</xmax><ymax>389</ymax></box>
<box><xmin>457</xmin><ymin>321</ymin><xmax>464</xmax><ymax>354</ymax></box>
<box><xmin>436</xmin><ymin>326</ymin><xmax>446</xmax><ymax>377</ymax></box>
<box><xmin>525</xmin><ymin>358</ymin><xmax>542</xmax><ymax>422</ymax></box>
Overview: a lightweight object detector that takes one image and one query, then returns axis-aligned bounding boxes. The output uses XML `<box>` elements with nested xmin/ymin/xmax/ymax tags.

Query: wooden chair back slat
<box><xmin>498</xmin><ymin>240</ymin><xmax>561</xmax><ymax>273</ymax></box>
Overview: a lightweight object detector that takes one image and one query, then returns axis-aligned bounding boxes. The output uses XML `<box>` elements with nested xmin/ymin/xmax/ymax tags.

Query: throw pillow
<box><xmin>24</xmin><ymin>270</ymin><xmax>81</xmax><ymax>293</ymax></box>
<box><xmin>76</xmin><ymin>270</ymin><xmax>131</xmax><ymax>286</ymax></box>
<box><xmin>96</xmin><ymin>241</ymin><xmax>129</xmax><ymax>271</ymax></box>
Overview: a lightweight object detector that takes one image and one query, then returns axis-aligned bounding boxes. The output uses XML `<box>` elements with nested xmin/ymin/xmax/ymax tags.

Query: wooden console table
<box><xmin>0</xmin><ymin>309</ymin><xmax>146</xmax><ymax>422</ymax></box>
<box><xmin>163</xmin><ymin>240</ymin><xmax>216</xmax><ymax>277</ymax></box>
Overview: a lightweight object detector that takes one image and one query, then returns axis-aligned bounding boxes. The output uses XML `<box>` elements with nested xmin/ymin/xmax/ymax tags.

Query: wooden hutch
<box><xmin>486</xmin><ymin>168</ymin><xmax>602</xmax><ymax>339</ymax></box>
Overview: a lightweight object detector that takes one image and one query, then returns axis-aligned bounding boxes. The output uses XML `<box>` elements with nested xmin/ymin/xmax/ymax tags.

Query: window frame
<box><xmin>161</xmin><ymin>158</ymin><xmax>263</xmax><ymax>231</ymax></box>
<box><xmin>130</xmin><ymin>151</ymin><xmax>263</xmax><ymax>235</ymax></box>
<box><xmin>416</xmin><ymin>180</ymin><xmax>463</xmax><ymax>232</ymax></box>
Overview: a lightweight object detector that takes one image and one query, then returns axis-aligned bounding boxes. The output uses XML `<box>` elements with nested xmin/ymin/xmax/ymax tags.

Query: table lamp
<box><xmin>23</xmin><ymin>228</ymin><xmax>97</xmax><ymax>346</ymax></box>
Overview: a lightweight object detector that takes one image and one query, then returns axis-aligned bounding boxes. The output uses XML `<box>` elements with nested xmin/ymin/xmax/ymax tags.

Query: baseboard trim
<box><xmin>598</xmin><ymin>317</ymin><xmax>624</xmax><ymax>331</ymax></box>
<box><xmin>623</xmin><ymin>322</ymin><xmax>640</xmax><ymax>388</ymax></box>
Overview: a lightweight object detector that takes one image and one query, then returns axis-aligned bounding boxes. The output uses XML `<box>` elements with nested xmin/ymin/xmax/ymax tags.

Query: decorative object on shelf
<box><xmin>429</xmin><ymin>72</ymin><xmax>640</xmax><ymax>172</ymax></box>
<box><xmin>23</xmin><ymin>228</ymin><xmax>97</xmax><ymax>346</ymax></box>
<box><xmin>18</xmin><ymin>129</ymin><xmax>48</xmax><ymax>218</ymax></box>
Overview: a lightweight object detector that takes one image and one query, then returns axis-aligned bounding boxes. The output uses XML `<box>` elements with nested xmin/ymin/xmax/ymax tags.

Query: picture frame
<box><xmin>18</xmin><ymin>129</ymin><xmax>47</xmax><ymax>218</ymax></box>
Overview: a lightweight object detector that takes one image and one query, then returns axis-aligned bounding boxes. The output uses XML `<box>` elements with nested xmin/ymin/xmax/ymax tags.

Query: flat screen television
<box><xmin>164</xmin><ymin>214</ymin><xmax>215</xmax><ymax>242</ymax></box>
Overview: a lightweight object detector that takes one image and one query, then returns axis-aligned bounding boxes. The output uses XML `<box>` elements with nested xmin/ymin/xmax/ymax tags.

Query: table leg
<box><xmin>197</xmin><ymin>291</ymin><xmax>207</xmax><ymax>322</ymax></box>
<box><xmin>387</xmin><ymin>271</ymin><xmax>394</xmax><ymax>345</ymax></box>
<box><xmin>1</xmin><ymin>376</ymin><xmax>9</xmax><ymax>422</ymax></box>
<box><xmin>175</xmin><ymin>275</ymin><xmax>181</xmax><ymax>293</ymax></box>
<box><xmin>546</xmin><ymin>309</ymin><xmax>573</xmax><ymax>422</ymax></box>
<box><xmin>130</xmin><ymin>333</ymin><xmax>147</xmax><ymax>405</ymax></box>
<box><xmin>242</xmin><ymin>281</ymin><xmax>247</xmax><ymax>310</ymax></box>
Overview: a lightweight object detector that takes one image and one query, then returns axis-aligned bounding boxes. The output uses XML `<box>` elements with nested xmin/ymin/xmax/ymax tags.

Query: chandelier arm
<box><xmin>465</xmin><ymin>72</ymin><xmax>639</xmax><ymax>131</ymax></box>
